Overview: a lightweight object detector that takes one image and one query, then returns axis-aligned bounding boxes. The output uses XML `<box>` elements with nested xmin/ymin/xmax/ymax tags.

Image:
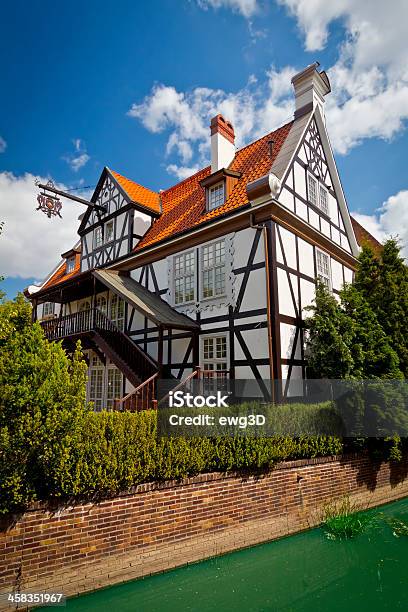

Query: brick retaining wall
<box><xmin>1</xmin><ymin>453</ymin><xmax>408</xmax><ymax>608</ymax></box>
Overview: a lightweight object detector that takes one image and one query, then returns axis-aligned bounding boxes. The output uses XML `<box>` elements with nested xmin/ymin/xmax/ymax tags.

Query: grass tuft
<box><xmin>322</xmin><ymin>497</ymin><xmax>375</xmax><ymax>540</ymax></box>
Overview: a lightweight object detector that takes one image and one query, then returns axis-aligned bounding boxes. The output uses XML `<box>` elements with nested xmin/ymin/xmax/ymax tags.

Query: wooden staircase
<box><xmin>40</xmin><ymin>308</ymin><xmax>158</xmax><ymax>388</ymax></box>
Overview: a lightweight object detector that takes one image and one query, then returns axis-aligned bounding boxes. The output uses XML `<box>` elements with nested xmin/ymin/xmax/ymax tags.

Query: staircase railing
<box><xmin>41</xmin><ymin>308</ymin><xmax>158</xmax><ymax>383</ymax></box>
<box><xmin>115</xmin><ymin>372</ymin><xmax>159</xmax><ymax>412</ymax></box>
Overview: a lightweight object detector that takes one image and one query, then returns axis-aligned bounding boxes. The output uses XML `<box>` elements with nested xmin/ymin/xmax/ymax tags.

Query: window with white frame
<box><xmin>66</xmin><ymin>256</ymin><xmax>75</xmax><ymax>274</ymax></box>
<box><xmin>96</xmin><ymin>294</ymin><xmax>107</xmax><ymax>315</ymax></box>
<box><xmin>318</xmin><ymin>184</ymin><xmax>329</xmax><ymax>215</ymax></box>
<box><xmin>93</xmin><ymin>226</ymin><xmax>103</xmax><ymax>249</ymax></box>
<box><xmin>88</xmin><ymin>354</ymin><xmax>104</xmax><ymax>411</ymax></box>
<box><xmin>105</xmin><ymin>220</ymin><xmax>114</xmax><ymax>243</ymax></box>
<box><xmin>106</xmin><ymin>366</ymin><xmax>123</xmax><ymax>410</ymax></box>
<box><xmin>207</xmin><ymin>182</ymin><xmax>225</xmax><ymax>211</ymax></box>
<box><xmin>308</xmin><ymin>174</ymin><xmax>318</xmax><ymax>207</ymax></box>
<box><xmin>202</xmin><ymin>239</ymin><xmax>226</xmax><ymax>299</ymax></box>
<box><xmin>316</xmin><ymin>249</ymin><xmax>332</xmax><ymax>290</ymax></box>
<box><xmin>308</xmin><ymin>173</ymin><xmax>329</xmax><ymax>216</ymax></box>
<box><xmin>43</xmin><ymin>302</ymin><xmax>55</xmax><ymax>317</ymax></box>
<box><xmin>110</xmin><ymin>294</ymin><xmax>125</xmax><ymax>330</ymax></box>
<box><xmin>202</xmin><ymin>336</ymin><xmax>228</xmax><ymax>374</ymax></box>
<box><xmin>174</xmin><ymin>250</ymin><xmax>195</xmax><ymax>305</ymax></box>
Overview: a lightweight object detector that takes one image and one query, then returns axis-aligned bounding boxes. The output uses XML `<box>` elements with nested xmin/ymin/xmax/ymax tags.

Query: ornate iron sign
<box><xmin>36</xmin><ymin>180</ymin><xmax>63</xmax><ymax>218</ymax></box>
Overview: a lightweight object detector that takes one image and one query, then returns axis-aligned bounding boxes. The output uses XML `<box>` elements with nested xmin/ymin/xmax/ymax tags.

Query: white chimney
<box><xmin>291</xmin><ymin>63</ymin><xmax>331</xmax><ymax>121</ymax></box>
<box><xmin>210</xmin><ymin>114</ymin><xmax>236</xmax><ymax>173</ymax></box>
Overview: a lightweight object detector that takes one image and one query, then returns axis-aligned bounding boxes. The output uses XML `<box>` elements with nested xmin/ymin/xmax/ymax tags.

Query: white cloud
<box><xmin>0</xmin><ymin>172</ymin><xmax>81</xmax><ymax>278</ymax></box>
<box><xmin>352</xmin><ymin>189</ymin><xmax>408</xmax><ymax>258</ymax></box>
<box><xmin>63</xmin><ymin>138</ymin><xmax>90</xmax><ymax>172</ymax></box>
<box><xmin>277</xmin><ymin>0</ymin><xmax>408</xmax><ymax>153</ymax></box>
<box><xmin>166</xmin><ymin>164</ymin><xmax>200</xmax><ymax>180</ymax></box>
<box><xmin>128</xmin><ymin>70</ymin><xmax>294</xmax><ymax>175</ymax></box>
<box><xmin>197</xmin><ymin>0</ymin><xmax>258</xmax><ymax>18</ymax></box>
<box><xmin>0</xmin><ymin>136</ymin><xmax>6</xmax><ymax>153</ymax></box>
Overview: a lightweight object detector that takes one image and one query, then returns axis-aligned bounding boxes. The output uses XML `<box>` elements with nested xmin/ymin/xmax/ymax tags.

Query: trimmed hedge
<box><xmin>40</xmin><ymin>409</ymin><xmax>342</xmax><ymax>502</ymax></box>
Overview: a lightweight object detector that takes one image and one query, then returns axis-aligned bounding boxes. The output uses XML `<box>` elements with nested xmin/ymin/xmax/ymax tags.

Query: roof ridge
<box><xmin>110</xmin><ymin>168</ymin><xmax>158</xmax><ymax>195</ymax></box>
<box><xmin>161</xmin><ymin>165</ymin><xmax>211</xmax><ymax>195</ymax></box>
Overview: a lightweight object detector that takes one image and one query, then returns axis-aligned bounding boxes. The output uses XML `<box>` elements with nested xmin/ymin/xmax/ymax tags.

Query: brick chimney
<box><xmin>210</xmin><ymin>114</ymin><xmax>236</xmax><ymax>173</ymax></box>
<box><xmin>291</xmin><ymin>63</ymin><xmax>331</xmax><ymax>121</ymax></box>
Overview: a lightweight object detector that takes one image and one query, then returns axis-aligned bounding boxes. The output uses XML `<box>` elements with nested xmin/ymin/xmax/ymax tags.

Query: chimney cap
<box><xmin>210</xmin><ymin>114</ymin><xmax>235</xmax><ymax>144</ymax></box>
<box><xmin>291</xmin><ymin>62</ymin><xmax>331</xmax><ymax>95</ymax></box>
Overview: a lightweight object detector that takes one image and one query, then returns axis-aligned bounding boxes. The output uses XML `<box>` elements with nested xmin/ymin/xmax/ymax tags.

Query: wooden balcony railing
<box><xmin>40</xmin><ymin>308</ymin><xmax>158</xmax><ymax>384</ymax></box>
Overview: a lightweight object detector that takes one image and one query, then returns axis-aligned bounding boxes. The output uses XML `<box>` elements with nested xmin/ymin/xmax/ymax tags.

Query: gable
<box><xmin>277</xmin><ymin>110</ymin><xmax>359</xmax><ymax>257</ymax></box>
<box><xmin>79</xmin><ymin>169</ymin><xmax>131</xmax><ymax>233</ymax></box>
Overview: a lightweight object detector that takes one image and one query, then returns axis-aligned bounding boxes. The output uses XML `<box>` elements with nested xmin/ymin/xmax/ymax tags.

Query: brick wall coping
<box><xmin>12</xmin><ymin>452</ymin><xmax>366</xmax><ymax>516</ymax></box>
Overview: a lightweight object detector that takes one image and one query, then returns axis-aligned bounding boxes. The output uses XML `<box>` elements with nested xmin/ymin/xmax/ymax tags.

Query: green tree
<box><xmin>305</xmin><ymin>282</ymin><xmax>402</xmax><ymax>380</ymax></box>
<box><xmin>0</xmin><ymin>295</ymin><xmax>88</xmax><ymax>513</ymax></box>
<box><xmin>354</xmin><ymin>239</ymin><xmax>408</xmax><ymax>377</ymax></box>
<box><xmin>304</xmin><ymin>283</ymin><xmax>354</xmax><ymax>378</ymax></box>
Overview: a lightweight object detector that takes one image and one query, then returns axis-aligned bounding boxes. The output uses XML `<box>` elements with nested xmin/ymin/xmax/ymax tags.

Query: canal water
<box><xmin>62</xmin><ymin>498</ymin><xmax>408</xmax><ymax>611</ymax></box>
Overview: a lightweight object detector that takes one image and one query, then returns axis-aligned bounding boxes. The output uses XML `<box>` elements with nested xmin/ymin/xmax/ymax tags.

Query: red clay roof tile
<box><xmin>110</xmin><ymin>169</ymin><xmax>161</xmax><ymax>214</ymax></box>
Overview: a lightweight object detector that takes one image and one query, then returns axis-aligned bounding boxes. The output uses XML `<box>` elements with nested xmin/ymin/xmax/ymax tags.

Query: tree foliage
<box><xmin>354</xmin><ymin>239</ymin><xmax>408</xmax><ymax>377</ymax></box>
<box><xmin>0</xmin><ymin>295</ymin><xmax>88</xmax><ymax>513</ymax></box>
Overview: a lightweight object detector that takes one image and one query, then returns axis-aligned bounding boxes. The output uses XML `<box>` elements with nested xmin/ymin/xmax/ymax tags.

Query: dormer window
<box><xmin>208</xmin><ymin>182</ymin><xmax>225</xmax><ymax>211</ymax></box>
<box><xmin>200</xmin><ymin>168</ymin><xmax>241</xmax><ymax>214</ymax></box>
<box><xmin>66</xmin><ymin>256</ymin><xmax>75</xmax><ymax>274</ymax></box>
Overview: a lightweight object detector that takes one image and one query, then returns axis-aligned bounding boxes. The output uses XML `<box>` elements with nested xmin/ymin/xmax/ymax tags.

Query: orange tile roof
<box><xmin>42</xmin><ymin>252</ymin><xmax>81</xmax><ymax>290</ymax></box>
<box><xmin>351</xmin><ymin>216</ymin><xmax>382</xmax><ymax>252</ymax></box>
<box><xmin>136</xmin><ymin>121</ymin><xmax>293</xmax><ymax>250</ymax></box>
<box><xmin>110</xmin><ymin>169</ymin><xmax>161</xmax><ymax>214</ymax></box>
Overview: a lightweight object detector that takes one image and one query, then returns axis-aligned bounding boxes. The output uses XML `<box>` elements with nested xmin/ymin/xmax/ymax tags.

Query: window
<box><xmin>110</xmin><ymin>294</ymin><xmax>125</xmax><ymax>331</ymax></box>
<box><xmin>106</xmin><ymin>367</ymin><xmax>123</xmax><ymax>410</ymax></box>
<box><xmin>174</xmin><ymin>251</ymin><xmax>195</xmax><ymax>305</ymax></box>
<box><xmin>66</xmin><ymin>256</ymin><xmax>75</xmax><ymax>274</ymax></box>
<box><xmin>105</xmin><ymin>220</ymin><xmax>114</xmax><ymax>243</ymax></box>
<box><xmin>89</xmin><ymin>354</ymin><xmax>104</xmax><ymax>411</ymax></box>
<box><xmin>202</xmin><ymin>239</ymin><xmax>226</xmax><ymax>299</ymax></box>
<box><xmin>316</xmin><ymin>249</ymin><xmax>332</xmax><ymax>290</ymax></box>
<box><xmin>208</xmin><ymin>182</ymin><xmax>225</xmax><ymax>211</ymax></box>
<box><xmin>43</xmin><ymin>302</ymin><xmax>55</xmax><ymax>317</ymax></box>
<box><xmin>79</xmin><ymin>300</ymin><xmax>91</xmax><ymax>311</ymax></box>
<box><xmin>319</xmin><ymin>184</ymin><xmax>329</xmax><ymax>216</ymax></box>
<box><xmin>96</xmin><ymin>294</ymin><xmax>107</xmax><ymax>315</ymax></box>
<box><xmin>93</xmin><ymin>226</ymin><xmax>103</xmax><ymax>249</ymax></box>
<box><xmin>308</xmin><ymin>173</ymin><xmax>329</xmax><ymax>216</ymax></box>
<box><xmin>202</xmin><ymin>336</ymin><xmax>228</xmax><ymax>374</ymax></box>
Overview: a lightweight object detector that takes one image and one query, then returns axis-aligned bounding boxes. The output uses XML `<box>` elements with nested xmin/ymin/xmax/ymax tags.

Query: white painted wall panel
<box><xmin>297</xmin><ymin>238</ymin><xmax>314</xmax><ymax>277</ymax></box>
<box><xmin>293</xmin><ymin>161</ymin><xmax>306</xmax><ymax>199</ymax></box>
<box><xmin>277</xmin><ymin>269</ymin><xmax>296</xmax><ymax>317</ymax></box>
<box><xmin>279</xmin><ymin>227</ymin><xmax>297</xmax><ymax>270</ymax></box>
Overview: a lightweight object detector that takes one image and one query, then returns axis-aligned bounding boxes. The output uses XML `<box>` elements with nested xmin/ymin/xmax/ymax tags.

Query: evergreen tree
<box><xmin>354</xmin><ymin>239</ymin><xmax>408</xmax><ymax>377</ymax></box>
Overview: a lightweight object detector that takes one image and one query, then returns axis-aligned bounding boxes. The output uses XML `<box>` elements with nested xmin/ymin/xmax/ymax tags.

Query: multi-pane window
<box><xmin>43</xmin><ymin>302</ymin><xmax>55</xmax><ymax>317</ymax></box>
<box><xmin>110</xmin><ymin>294</ymin><xmax>125</xmax><ymax>331</ymax></box>
<box><xmin>202</xmin><ymin>240</ymin><xmax>226</xmax><ymax>299</ymax></box>
<box><xmin>93</xmin><ymin>226</ymin><xmax>103</xmax><ymax>249</ymax></box>
<box><xmin>89</xmin><ymin>354</ymin><xmax>104</xmax><ymax>411</ymax></box>
<box><xmin>203</xmin><ymin>336</ymin><xmax>228</xmax><ymax>373</ymax></box>
<box><xmin>66</xmin><ymin>256</ymin><xmax>75</xmax><ymax>274</ymax></box>
<box><xmin>106</xmin><ymin>367</ymin><xmax>123</xmax><ymax>410</ymax></box>
<box><xmin>316</xmin><ymin>249</ymin><xmax>332</xmax><ymax>290</ymax></box>
<box><xmin>319</xmin><ymin>184</ymin><xmax>329</xmax><ymax>215</ymax></box>
<box><xmin>308</xmin><ymin>174</ymin><xmax>318</xmax><ymax>207</ymax></box>
<box><xmin>208</xmin><ymin>182</ymin><xmax>225</xmax><ymax>211</ymax></box>
<box><xmin>105</xmin><ymin>220</ymin><xmax>114</xmax><ymax>243</ymax></box>
<box><xmin>96</xmin><ymin>294</ymin><xmax>107</xmax><ymax>315</ymax></box>
<box><xmin>308</xmin><ymin>173</ymin><xmax>329</xmax><ymax>216</ymax></box>
<box><xmin>174</xmin><ymin>251</ymin><xmax>195</xmax><ymax>305</ymax></box>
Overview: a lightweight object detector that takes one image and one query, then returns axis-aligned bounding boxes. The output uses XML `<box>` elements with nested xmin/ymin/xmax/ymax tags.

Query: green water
<box><xmin>63</xmin><ymin>498</ymin><xmax>408</xmax><ymax>612</ymax></box>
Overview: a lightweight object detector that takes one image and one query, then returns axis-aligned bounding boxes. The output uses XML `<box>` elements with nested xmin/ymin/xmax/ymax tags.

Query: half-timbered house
<box><xmin>27</xmin><ymin>63</ymin><xmax>380</xmax><ymax>409</ymax></box>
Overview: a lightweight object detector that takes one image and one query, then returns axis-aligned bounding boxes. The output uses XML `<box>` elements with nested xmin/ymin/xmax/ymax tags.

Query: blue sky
<box><xmin>1</xmin><ymin>0</ymin><xmax>407</xmax><ymax>297</ymax></box>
